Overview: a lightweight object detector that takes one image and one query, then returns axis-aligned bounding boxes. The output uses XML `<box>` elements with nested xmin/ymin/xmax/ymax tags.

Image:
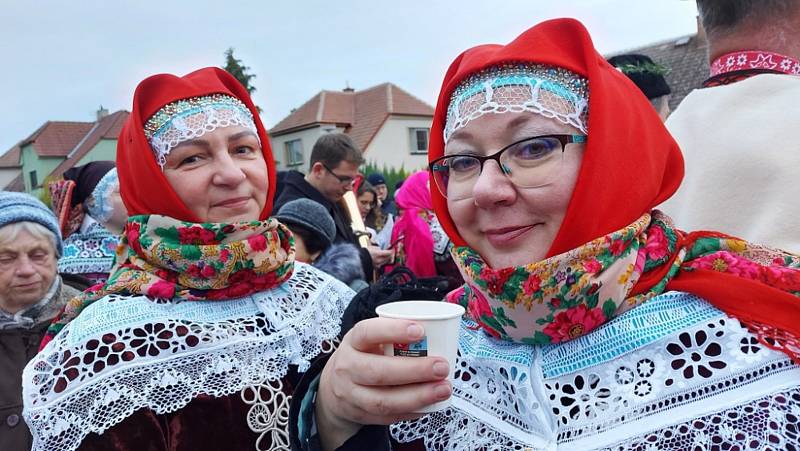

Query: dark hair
<box><xmin>286</xmin><ymin>223</ymin><xmax>329</xmax><ymax>255</ymax></box>
<box><xmin>697</xmin><ymin>0</ymin><xmax>798</xmax><ymax>38</ymax></box>
<box><xmin>357</xmin><ymin>181</ymin><xmax>384</xmax><ymax>230</ymax></box>
<box><xmin>309</xmin><ymin>133</ymin><xmax>364</xmax><ymax>170</ymax></box>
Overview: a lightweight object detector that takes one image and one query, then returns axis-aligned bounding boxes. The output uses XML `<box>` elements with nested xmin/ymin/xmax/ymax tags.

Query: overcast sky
<box><xmin>0</xmin><ymin>0</ymin><xmax>699</xmax><ymax>154</ymax></box>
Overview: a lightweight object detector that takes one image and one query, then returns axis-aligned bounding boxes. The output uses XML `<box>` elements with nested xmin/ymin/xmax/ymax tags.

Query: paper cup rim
<box><xmin>375</xmin><ymin>300</ymin><xmax>465</xmax><ymax>321</ymax></box>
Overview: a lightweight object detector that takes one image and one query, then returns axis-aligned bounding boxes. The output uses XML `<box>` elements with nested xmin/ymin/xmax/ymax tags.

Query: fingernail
<box><xmin>432</xmin><ymin>361</ymin><xmax>449</xmax><ymax>377</ymax></box>
<box><xmin>407</xmin><ymin>324</ymin><xmax>424</xmax><ymax>339</ymax></box>
<box><xmin>434</xmin><ymin>383</ymin><xmax>451</xmax><ymax>400</ymax></box>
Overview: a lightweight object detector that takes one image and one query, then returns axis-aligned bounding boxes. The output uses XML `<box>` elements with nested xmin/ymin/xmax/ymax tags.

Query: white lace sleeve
<box><xmin>22</xmin><ymin>263</ymin><xmax>353</xmax><ymax>451</ymax></box>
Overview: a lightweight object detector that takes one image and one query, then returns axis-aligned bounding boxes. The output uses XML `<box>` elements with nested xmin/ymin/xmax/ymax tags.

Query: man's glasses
<box><xmin>428</xmin><ymin>134</ymin><xmax>586</xmax><ymax>200</ymax></box>
<box><xmin>322</xmin><ymin>163</ymin><xmax>356</xmax><ymax>186</ymax></box>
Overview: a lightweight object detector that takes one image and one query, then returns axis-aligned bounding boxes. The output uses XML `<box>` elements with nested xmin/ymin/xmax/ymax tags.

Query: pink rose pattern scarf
<box><xmin>448</xmin><ymin>211</ymin><xmax>800</xmax><ymax>346</ymax></box>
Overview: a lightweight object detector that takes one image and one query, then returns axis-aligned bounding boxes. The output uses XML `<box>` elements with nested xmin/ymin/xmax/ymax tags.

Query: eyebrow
<box><xmin>173</xmin><ymin>138</ymin><xmax>211</xmax><ymax>151</ymax></box>
<box><xmin>228</xmin><ymin>130</ymin><xmax>258</xmax><ymax>142</ymax></box>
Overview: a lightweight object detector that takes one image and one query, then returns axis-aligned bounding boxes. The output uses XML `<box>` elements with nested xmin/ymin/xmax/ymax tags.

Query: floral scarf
<box><xmin>42</xmin><ymin>214</ymin><xmax>295</xmax><ymax>347</ymax></box>
<box><xmin>448</xmin><ymin>211</ymin><xmax>800</xmax><ymax>353</ymax></box>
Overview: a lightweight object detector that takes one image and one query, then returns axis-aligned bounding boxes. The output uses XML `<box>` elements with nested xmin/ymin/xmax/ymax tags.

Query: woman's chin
<box><xmin>205</xmin><ymin>203</ymin><xmax>262</xmax><ymax>223</ymax></box>
<box><xmin>482</xmin><ymin>246</ymin><xmax>548</xmax><ymax>269</ymax></box>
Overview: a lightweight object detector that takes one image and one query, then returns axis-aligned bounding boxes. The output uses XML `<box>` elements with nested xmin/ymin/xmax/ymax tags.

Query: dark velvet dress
<box><xmin>80</xmin><ymin>374</ymin><xmax>299</xmax><ymax>451</ymax></box>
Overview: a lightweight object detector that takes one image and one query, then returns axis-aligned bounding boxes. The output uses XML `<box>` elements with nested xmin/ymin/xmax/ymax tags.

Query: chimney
<box><xmin>343</xmin><ymin>81</ymin><xmax>354</xmax><ymax>93</ymax></box>
<box><xmin>696</xmin><ymin>15</ymin><xmax>707</xmax><ymax>45</ymax></box>
<box><xmin>96</xmin><ymin>105</ymin><xmax>109</xmax><ymax>121</ymax></box>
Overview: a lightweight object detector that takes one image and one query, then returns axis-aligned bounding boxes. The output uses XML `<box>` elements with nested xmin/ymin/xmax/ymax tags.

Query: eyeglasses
<box><xmin>428</xmin><ymin>134</ymin><xmax>587</xmax><ymax>200</ymax></box>
<box><xmin>322</xmin><ymin>163</ymin><xmax>356</xmax><ymax>186</ymax></box>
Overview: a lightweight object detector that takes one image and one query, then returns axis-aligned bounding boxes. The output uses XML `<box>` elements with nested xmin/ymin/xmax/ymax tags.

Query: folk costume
<box><xmin>294</xmin><ymin>19</ymin><xmax>800</xmax><ymax>451</ymax></box>
<box><xmin>50</xmin><ymin>162</ymin><xmax>121</xmax><ymax>285</ymax></box>
<box><xmin>660</xmin><ymin>51</ymin><xmax>800</xmax><ymax>252</ymax></box>
<box><xmin>23</xmin><ymin>67</ymin><xmax>353</xmax><ymax>451</ymax></box>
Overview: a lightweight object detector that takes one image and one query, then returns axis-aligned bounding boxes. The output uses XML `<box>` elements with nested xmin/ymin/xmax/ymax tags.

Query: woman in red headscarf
<box><xmin>21</xmin><ymin>68</ymin><xmax>354</xmax><ymax>451</ymax></box>
<box><xmin>290</xmin><ymin>19</ymin><xmax>800</xmax><ymax>451</ymax></box>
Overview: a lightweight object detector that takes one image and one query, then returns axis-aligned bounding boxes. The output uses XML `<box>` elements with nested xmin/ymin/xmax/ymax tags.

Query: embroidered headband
<box><xmin>143</xmin><ymin>93</ymin><xmax>260</xmax><ymax>167</ymax></box>
<box><xmin>86</xmin><ymin>168</ymin><xmax>118</xmax><ymax>224</ymax></box>
<box><xmin>444</xmin><ymin>63</ymin><xmax>589</xmax><ymax>143</ymax></box>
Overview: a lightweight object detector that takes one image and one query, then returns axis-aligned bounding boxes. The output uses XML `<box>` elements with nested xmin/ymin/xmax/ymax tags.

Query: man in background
<box><xmin>660</xmin><ymin>0</ymin><xmax>800</xmax><ymax>252</ymax></box>
<box><xmin>275</xmin><ymin>133</ymin><xmax>393</xmax><ymax>277</ymax></box>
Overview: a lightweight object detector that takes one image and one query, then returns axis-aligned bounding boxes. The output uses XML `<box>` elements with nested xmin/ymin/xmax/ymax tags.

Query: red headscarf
<box><xmin>117</xmin><ymin>67</ymin><xmax>277</xmax><ymax>221</ymax></box>
<box><xmin>429</xmin><ymin>19</ymin><xmax>800</xmax><ymax>355</ymax></box>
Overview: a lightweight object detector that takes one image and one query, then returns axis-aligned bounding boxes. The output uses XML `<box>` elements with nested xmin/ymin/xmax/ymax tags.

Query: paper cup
<box><xmin>375</xmin><ymin>300</ymin><xmax>465</xmax><ymax>412</ymax></box>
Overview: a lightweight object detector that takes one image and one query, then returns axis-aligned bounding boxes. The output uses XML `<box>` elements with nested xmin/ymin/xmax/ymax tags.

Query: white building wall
<box><xmin>0</xmin><ymin>168</ymin><xmax>20</xmax><ymax>189</ymax></box>
<box><xmin>364</xmin><ymin>115</ymin><xmax>432</xmax><ymax>171</ymax></box>
<box><xmin>269</xmin><ymin>125</ymin><xmax>345</xmax><ymax>173</ymax></box>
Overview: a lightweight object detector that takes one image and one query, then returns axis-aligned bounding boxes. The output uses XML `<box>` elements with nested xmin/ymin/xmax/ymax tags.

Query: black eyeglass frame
<box><xmin>428</xmin><ymin>134</ymin><xmax>587</xmax><ymax>197</ymax></box>
<box><xmin>321</xmin><ymin>163</ymin><xmax>356</xmax><ymax>186</ymax></box>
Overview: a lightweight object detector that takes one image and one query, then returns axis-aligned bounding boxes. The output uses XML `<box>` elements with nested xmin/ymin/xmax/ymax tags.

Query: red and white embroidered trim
<box><xmin>710</xmin><ymin>50</ymin><xmax>800</xmax><ymax>76</ymax></box>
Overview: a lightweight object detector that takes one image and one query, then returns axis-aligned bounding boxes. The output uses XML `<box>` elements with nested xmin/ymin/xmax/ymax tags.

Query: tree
<box><xmin>224</xmin><ymin>48</ymin><xmax>261</xmax><ymax>111</ymax></box>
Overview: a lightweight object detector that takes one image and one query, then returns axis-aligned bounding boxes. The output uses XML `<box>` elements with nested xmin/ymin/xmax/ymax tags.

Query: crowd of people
<box><xmin>1</xmin><ymin>1</ymin><xmax>799</xmax><ymax>450</ymax></box>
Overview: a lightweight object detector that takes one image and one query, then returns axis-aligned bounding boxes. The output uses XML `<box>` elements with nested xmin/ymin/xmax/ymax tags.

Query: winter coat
<box><xmin>274</xmin><ymin>171</ymin><xmax>373</xmax><ymax>277</ymax></box>
<box><xmin>313</xmin><ymin>242</ymin><xmax>368</xmax><ymax>292</ymax></box>
<box><xmin>0</xmin><ymin>278</ymin><xmax>80</xmax><ymax>451</ymax></box>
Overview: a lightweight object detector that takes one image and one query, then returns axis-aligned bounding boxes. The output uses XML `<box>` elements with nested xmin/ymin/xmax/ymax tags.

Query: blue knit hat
<box><xmin>0</xmin><ymin>191</ymin><xmax>63</xmax><ymax>255</ymax></box>
<box><xmin>367</xmin><ymin>173</ymin><xmax>386</xmax><ymax>186</ymax></box>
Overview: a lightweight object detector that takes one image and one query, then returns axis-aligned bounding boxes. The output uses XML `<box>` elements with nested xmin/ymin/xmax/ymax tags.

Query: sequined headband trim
<box><xmin>444</xmin><ymin>63</ymin><xmax>589</xmax><ymax>143</ymax></box>
<box><xmin>143</xmin><ymin>94</ymin><xmax>260</xmax><ymax>167</ymax></box>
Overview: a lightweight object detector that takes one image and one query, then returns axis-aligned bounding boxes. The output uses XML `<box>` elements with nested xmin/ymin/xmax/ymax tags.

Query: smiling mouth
<box><xmin>213</xmin><ymin>197</ymin><xmax>251</xmax><ymax>208</ymax></box>
<box><xmin>483</xmin><ymin>224</ymin><xmax>539</xmax><ymax>247</ymax></box>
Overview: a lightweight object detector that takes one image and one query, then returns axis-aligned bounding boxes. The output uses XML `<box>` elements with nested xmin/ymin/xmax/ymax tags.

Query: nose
<box><xmin>212</xmin><ymin>152</ymin><xmax>247</xmax><ymax>187</ymax></box>
<box><xmin>15</xmin><ymin>255</ymin><xmax>36</xmax><ymax>277</ymax></box>
<box><xmin>472</xmin><ymin>160</ymin><xmax>516</xmax><ymax>208</ymax></box>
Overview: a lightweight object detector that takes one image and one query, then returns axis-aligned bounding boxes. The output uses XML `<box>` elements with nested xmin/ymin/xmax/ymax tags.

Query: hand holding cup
<box><xmin>315</xmin><ymin>311</ymin><xmax>461</xmax><ymax>450</ymax></box>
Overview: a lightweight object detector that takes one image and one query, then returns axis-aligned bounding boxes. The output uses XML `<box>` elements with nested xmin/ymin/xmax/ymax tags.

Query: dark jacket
<box><xmin>274</xmin><ymin>171</ymin><xmax>373</xmax><ymax>277</ymax></box>
<box><xmin>380</xmin><ymin>197</ymin><xmax>398</xmax><ymax>217</ymax></box>
<box><xmin>1</xmin><ymin>278</ymin><xmax>80</xmax><ymax>451</ymax></box>
<box><xmin>313</xmin><ymin>242</ymin><xmax>369</xmax><ymax>292</ymax></box>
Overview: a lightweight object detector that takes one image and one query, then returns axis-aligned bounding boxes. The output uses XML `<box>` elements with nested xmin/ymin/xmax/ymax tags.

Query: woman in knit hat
<box><xmin>294</xmin><ymin>19</ymin><xmax>800</xmax><ymax>450</ymax></box>
<box><xmin>0</xmin><ymin>192</ymin><xmax>82</xmax><ymax>451</ymax></box>
<box><xmin>22</xmin><ymin>67</ymin><xmax>353</xmax><ymax>451</ymax></box>
<box><xmin>50</xmin><ymin>161</ymin><xmax>126</xmax><ymax>284</ymax></box>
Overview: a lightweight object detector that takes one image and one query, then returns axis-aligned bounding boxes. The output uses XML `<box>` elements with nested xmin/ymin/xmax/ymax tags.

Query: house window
<box><xmin>285</xmin><ymin>139</ymin><xmax>304</xmax><ymax>166</ymax></box>
<box><xmin>409</xmin><ymin>128</ymin><xmax>429</xmax><ymax>154</ymax></box>
<box><xmin>29</xmin><ymin>170</ymin><xmax>38</xmax><ymax>189</ymax></box>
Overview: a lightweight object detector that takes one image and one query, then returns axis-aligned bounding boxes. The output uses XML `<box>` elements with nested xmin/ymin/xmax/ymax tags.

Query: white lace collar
<box><xmin>22</xmin><ymin>262</ymin><xmax>353</xmax><ymax>451</ymax></box>
<box><xmin>391</xmin><ymin>292</ymin><xmax>800</xmax><ymax>450</ymax></box>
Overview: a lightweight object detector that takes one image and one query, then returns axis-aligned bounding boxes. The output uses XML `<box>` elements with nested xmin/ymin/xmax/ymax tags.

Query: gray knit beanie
<box><xmin>274</xmin><ymin>199</ymin><xmax>336</xmax><ymax>248</ymax></box>
<box><xmin>0</xmin><ymin>191</ymin><xmax>63</xmax><ymax>255</ymax></box>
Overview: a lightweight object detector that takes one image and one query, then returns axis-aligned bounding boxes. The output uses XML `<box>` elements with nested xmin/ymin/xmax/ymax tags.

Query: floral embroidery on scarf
<box><xmin>449</xmin><ymin>211</ymin><xmax>800</xmax><ymax>347</ymax></box>
<box><xmin>42</xmin><ymin>215</ymin><xmax>295</xmax><ymax>347</ymax></box>
<box><xmin>450</xmin><ymin>214</ymin><xmax>653</xmax><ymax>344</ymax></box>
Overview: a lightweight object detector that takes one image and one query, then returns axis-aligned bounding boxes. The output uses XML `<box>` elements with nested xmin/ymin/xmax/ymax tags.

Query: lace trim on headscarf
<box><xmin>143</xmin><ymin>93</ymin><xmax>260</xmax><ymax>168</ymax></box>
<box><xmin>444</xmin><ymin>63</ymin><xmax>589</xmax><ymax>142</ymax></box>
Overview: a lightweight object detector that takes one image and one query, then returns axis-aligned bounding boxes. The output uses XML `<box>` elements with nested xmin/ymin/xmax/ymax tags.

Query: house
<box><xmin>607</xmin><ymin>19</ymin><xmax>710</xmax><ymax>111</ymax></box>
<box><xmin>269</xmin><ymin>83</ymin><xmax>434</xmax><ymax>172</ymax></box>
<box><xmin>0</xmin><ymin>145</ymin><xmax>23</xmax><ymax>191</ymax></box>
<box><xmin>0</xmin><ymin>109</ymin><xmax>128</xmax><ymax>196</ymax></box>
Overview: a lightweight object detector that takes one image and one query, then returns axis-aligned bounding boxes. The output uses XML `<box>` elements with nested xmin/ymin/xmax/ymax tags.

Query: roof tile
<box><xmin>270</xmin><ymin>83</ymin><xmax>433</xmax><ymax>152</ymax></box>
<box><xmin>49</xmin><ymin>110</ymin><xmax>129</xmax><ymax>179</ymax></box>
<box><xmin>25</xmin><ymin>121</ymin><xmax>95</xmax><ymax>157</ymax></box>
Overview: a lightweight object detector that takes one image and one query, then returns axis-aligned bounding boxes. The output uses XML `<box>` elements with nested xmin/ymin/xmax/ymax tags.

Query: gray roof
<box><xmin>608</xmin><ymin>34</ymin><xmax>709</xmax><ymax>110</ymax></box>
